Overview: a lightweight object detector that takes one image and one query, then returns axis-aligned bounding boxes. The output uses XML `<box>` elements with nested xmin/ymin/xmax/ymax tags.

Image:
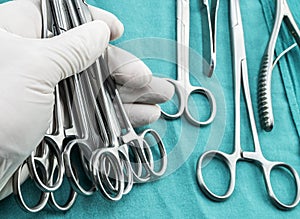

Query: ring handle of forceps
<box><xmin>161</xmin><ymin>79</ymin><xmax>216</xmax><ymax>126</ymax></box>
<box><xmin>48</xmin><ymin>180</ymin><xmax>78</xmax><ymax>211</ymax></box>
<box><xmin>13</xmin><ymin>161</ymin><xmax>78</xmax><ymax>212</ymax></box>
<box><xmin>116</xmin><ymin>148</ymin><xmax>134</xmax><ymax>194</ymax></box>
<box><xmin>139</xmin><ymin>129</ymin><xmax>167</xmax><ymax>178</ymax></box>
<box><xmin>13</xmin><ymin>162</ymin><xmax>49</xmax><ymax>213</ymax></box>
<box><xmin>27</xmin><ymin>136</ymin><xmax>64</xmax><ymax>192</ymax></box>
<box><xmin>127</xmin><ymin>129</ymin><xmax>168</xmax><ymax>181</ymax></box>
<box><xmin>91</xmin><ymin>147</ymin><xmax>125</xmax><ymax>201</ymax></box>
<box><xmin>63</xmin><ymin>141</ymin><xmax>97</xmax><ymax>196</ymax></box>
<box><xmin>196</xmin><ymin>150</ymin><xmax>237</xmax><ymax>201</ymax></box>
<box><xmin>47</xmin><ymin>159</ymin><xmax>78</xmax><ymax>211</ymax></box>
<box><xmin>243</xmin><ymin>151</ymin><xmax>300</xmax><ymax>210</ymax></box>
<box><xmin>263</xmin><ymin>162</ymin><xmax>300</xmax><ymax>210</ymax></box>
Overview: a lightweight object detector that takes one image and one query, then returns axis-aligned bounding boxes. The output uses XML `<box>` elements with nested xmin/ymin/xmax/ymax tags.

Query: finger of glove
<box><xmin>119</xmin><ymin>104</ymin><xmax>161</xmax><ymax>128</ymax></box>
<box><xmin>118</xmin><ymin>77</ymin><xmax>175</xmax><ymax>104</ymax></box>
<box><xmin>107</xmin><ymin>46</ymin><xmax>152</xmax><ymax>88</ymax></box>
<box><xmin>36</xmin><ymin>20</ymin><xmax>110</xmax><ymax>87</ymax></box>
<box><xmin>88</xmin><ymin>5</ymin><xmax>124</xmax><ymax>41</ymax></box>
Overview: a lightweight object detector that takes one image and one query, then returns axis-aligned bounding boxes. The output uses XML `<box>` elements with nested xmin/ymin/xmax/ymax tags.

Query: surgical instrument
<box><xmin>12</xmin><ymin>3</ymin><xmax>78</xmax><ymax>211</ymax></box>
<box><xmin>13</xmin><ymin>0</ymin><xmax>169</xmax><ymax>211</ymax></box>
<box><xmin>13</xmin><ymin>89</ymin><xmax>77</xmax><ymax>213</ymax></box>
<box><xmin>50</xmin><ymin>0</ymin><xmax>126</xmax><ymax>200</ymax></box>
<box><xmin>54</xmin><ymin>0</ymin><xmax>167</xmax><ymax>198</ymax></box>
<box><xmin>201</xmin><ymin>0</ymin><xmax>219</xmax><ymax>77</ymax></box>
<box><xmin>197</xmin><ymin>0</ymin><xmax>300</xmax><ymax>210</ymax></box>
<box><xmin>258</xmin><ymin>0</ymin><xmax>300</xmax><ymax>131</ymax></box>
<box><xmin>13</xmin><ymin>0</ymin><xmax>122</xmax><ymax>210</ymax></box>
<box><xmin>161</xmin><ymin>0</ymin><xmax>217</xmax><ymax>126</ymax></box>
<box><xmin>68</xmin><ymin>0</ymin><xmax>167</xmax><ymax>182</ymax></box>
<box><xmin>100</xmin><ymin>52</ymin><xmax>168</xmax><ymax>181</ymax></box>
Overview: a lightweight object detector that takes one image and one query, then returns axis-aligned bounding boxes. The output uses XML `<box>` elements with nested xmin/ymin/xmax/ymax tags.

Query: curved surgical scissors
<box><xmin>197</xmin><ymin>0</ymin><xmax>300</xmax><ymax>210</ymax></box>
<box><xmin>161</xmin><ymin>0</ymin><xmax>216</xmax><ymax>126</ymax></box>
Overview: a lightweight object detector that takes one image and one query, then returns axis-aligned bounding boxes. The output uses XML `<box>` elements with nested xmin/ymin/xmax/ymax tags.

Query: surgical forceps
<box><xmin>67</xmin><ymin>0</ymin><xmax>167</xmax><ymax>182</ymax></box>
<box><xmin>58</xmin><ymin>0</ymin><xmax>167</xmax><ymax>198</ymax></box>
<box><xmin>197</xmin><ymin>0</ymin><xmax>300</xmax><ymax>210</ymax></box>
<box><xmin>13</xmin><ymin>89</ymin><xmax>77</xmax><ymax>213</ymax></box>
<box><xmin>13</xmin><ymin>3</ymin><xmax>78</xmax><ymax>211</ymax></box>
<box><xmin>201</xmin><ymin>0</ymin><xmax>219</xmax><ymax>77</ymax></box>
<box><xmin>258</xmin><ymin>0</ymin><xmax>300</xmax><ymax>131</ymax></box>
<box><xmin>161</xmin><ymin>0</ymin><xmax>216</xmax><ymax>126</ymax></box>
<box><xmin>101</xmin><ymin>52</ymin><xmax>167</xmax><ymax>181</ymax></box>
<box><xmin>50</xmin><ymin>0</ymin><xmax>127</xmax><ymax>201</ymax></box>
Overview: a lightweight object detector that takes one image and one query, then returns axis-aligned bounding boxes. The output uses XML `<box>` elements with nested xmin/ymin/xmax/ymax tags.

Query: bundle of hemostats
<box><xmin>12</xmin><ymin>0</ymin><xmax>167</xmax><ymax>213</ymax></box>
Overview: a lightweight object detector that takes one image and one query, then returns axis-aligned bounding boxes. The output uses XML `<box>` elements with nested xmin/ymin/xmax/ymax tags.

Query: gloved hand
<box><xmin>0</xmin><ymin>0</ymin><xmax>174</xmax><ymax>200</ymax></box>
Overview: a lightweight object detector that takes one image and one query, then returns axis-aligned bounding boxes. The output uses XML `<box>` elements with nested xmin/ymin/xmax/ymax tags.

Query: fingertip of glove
<box><xmin>160</xmin><ymin>79</ymin><xmax>175</xmax><ymax>102</ymax></box>
<box><xmin>125</xmin><ymin>104</ymin><xmax>161</xmax><ymax>128</ymax></box>
<box><xmin>87</xmin><ymin>4</ymin><xmax>123</xmax><ymax>41</ymax></box>
<box><xmin>113</xmin><ymin>61</ymin><xmax>152</xmax><ymax>88</ymax></box>
<box><xmin>83</xmin><ymin>20</ymin><xmax>110</xmax><ymax>53</ymax></box>
<box><xmin>110</xmin><ymin>19</ymin><xmax>124</xmax><ymax>41</ymax></box>
<box><xmin>140</xmin><ymin>104</ymin><xmax>161</xmax><ymax>127</ymax></box>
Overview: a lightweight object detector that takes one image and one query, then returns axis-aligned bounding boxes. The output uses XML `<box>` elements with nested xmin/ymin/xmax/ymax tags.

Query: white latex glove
<box><xmin>0</xmin><ymin>0</ymin><xmax>174</xmax><ymax>200</ymax></box>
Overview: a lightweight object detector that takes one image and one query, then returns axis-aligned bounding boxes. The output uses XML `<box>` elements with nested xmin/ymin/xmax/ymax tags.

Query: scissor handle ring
<box><xmin>27</xmin><ymin>136</ymin><xmax>64</xmax><ymax>192</ymax></box>
<box><xmin>63</xmin><ymin>141</ymin><xmax>96</xmax><ymax>196</ymax></box>
<box><xmin>13</xmin><ymin>162</ymin><xmax>49</xmax><ymax>213</ymax></box>
<box><xmin>263</xmin><ymin>162</ymin><xmax>300</xmax><ymax>210</ymax></box>
<box><xmin>185</xmin><ymin>86</ymin><xmax>216</xmax><ymax>126</ymax></box>
<box><xmin>160</xmin><ymin>79</ymin><xmax>185</xmax><ymax>120</ymax></box>
<box><xmin>196</xmin><ymin>150</ymin><xmax>236</xmax><ymax>201</ymax></box>
<box><xmin>137</xmin><ymin>129</ymin><xmax>168</xmax><ymax>179</ymax></box>
<box><xmin>91</xmin><ymin>147</ymin><xmax>124</xmax><ymax>201</ymax></box>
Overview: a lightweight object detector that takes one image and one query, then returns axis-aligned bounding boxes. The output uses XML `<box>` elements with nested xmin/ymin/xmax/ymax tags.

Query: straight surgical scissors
<box><xmin>258</xmin><ymin>0</ymin><xmax>300</xmax><ymax>131</ymax></box>
<box><xmin>197</xmin><ymin>0</ymin><xmax>300</xmax><ymax>210</ymax></box>
<box><xmin>161</xmin><ymin>0</ymin><xmax>216</xmax><ymax>126</ymax></box>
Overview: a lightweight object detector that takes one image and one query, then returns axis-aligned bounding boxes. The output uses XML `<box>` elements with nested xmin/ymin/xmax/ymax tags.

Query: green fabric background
<box><xmin>0</xmin><ymin>0</ymin><xmax>300</xmax><ymax>218</ymax></box>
